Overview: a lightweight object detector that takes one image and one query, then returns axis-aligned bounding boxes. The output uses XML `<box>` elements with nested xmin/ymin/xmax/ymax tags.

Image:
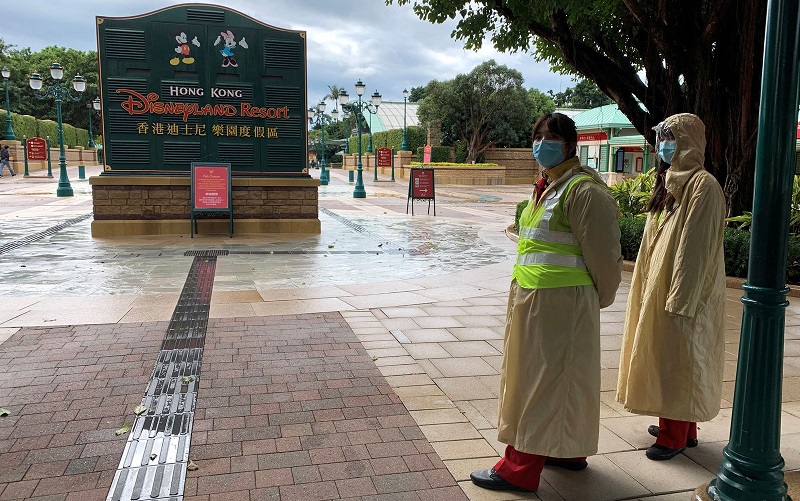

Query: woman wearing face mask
<box><xmin>470</xmin><ymin>113</ymin><xmax>623</xmax><ymax>493</ymax></box>
<box><xmin>616</xmin><ymin>113</ymin><xmax>726</xmax><ymax>461</ymax></box>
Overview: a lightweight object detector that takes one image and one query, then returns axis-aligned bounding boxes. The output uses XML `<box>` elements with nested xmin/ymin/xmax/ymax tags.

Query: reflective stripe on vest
<box><xmin>513</xmin><ymin>173</ymin><xmax>595</xmax><ymax>289</ymax></box>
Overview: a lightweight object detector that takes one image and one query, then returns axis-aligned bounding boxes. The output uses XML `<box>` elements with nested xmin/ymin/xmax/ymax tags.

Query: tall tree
<box><xmin>549</xmin><ymin>79</ymin><xmax>613</xmax><ymax>109</ymax></box>
<box><xmin>387</xmin><ymin>0</ymin><xmax>767</xmax><ymax>215</ymax></box>
<box><xmin>1</xmin><ymin>40</ymin><xmax>99</xmax><ymax>133</ymax></box>
<box><xmin>418</xmin><ymin>60</ymin><xmax>532</xmax><ymax>162</ymax></box>
<box><xmin>408</xmin><ymin>86</ymin><xmax>426</xmax><ymax>102</ymax></box>
<box><xmin>528</xmin><ymin>88</ymin><xmax>556</xmax><ymax>126</ymax></box>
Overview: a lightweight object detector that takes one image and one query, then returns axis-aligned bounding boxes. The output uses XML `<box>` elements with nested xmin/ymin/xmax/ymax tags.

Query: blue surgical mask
<box><xmin>658</xmin><ymin>140</ymin><xmax>676</xmax><ymax>164</ymax></box>
<box><xmin>533</xmin><ymin>140</ymin><xmax>566</xmax><ymax>168</ymax></box>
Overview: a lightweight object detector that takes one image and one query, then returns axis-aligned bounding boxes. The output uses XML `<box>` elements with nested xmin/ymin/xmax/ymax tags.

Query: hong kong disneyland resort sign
<box><xmin>96</xmin><ymin>4</ymin><xmax>307</xmax><ymax>176</ymax></box>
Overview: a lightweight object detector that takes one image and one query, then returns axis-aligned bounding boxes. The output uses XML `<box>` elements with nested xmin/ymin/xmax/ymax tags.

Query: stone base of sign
<box><xmin>89</xmin><ymin>175</ymin><xmax>320</xmax><ymax>237</ymax></box>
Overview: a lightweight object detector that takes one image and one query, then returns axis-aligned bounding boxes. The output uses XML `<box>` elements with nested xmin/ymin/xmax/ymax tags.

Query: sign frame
<box><xmin>190</xmin><ymin>162</ymin><xmax>233</xmax><ymax>237</ymax></box>
<box><xmin>407</xmin><ymin>167</ymin><xmax>436</xmax><ymax>216</ymax></box>
<box><xmin>26</xmin><ymin>137</ymin><xmax>47</xmax><ymax>161</ymax></box>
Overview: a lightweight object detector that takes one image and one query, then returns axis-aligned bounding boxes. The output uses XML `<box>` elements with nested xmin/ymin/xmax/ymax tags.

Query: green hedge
<box><xmin>347</xmin><ymin>125</ymin><xmax>426</xmax><ymax>155</ymax></box>
<box><xmin>416</xmin><ymin>146</ymin><xmax>451</xmax><ymax>162</ymax></box>
<box><xmin>514</xmin><ymin>203</ymin><xmax>800</xmax><ymax>284</ymax></box>
<box><xmin>0</xmin><ymin>111</ymin><xmax>91</xmax><ymax>148</ymax></box>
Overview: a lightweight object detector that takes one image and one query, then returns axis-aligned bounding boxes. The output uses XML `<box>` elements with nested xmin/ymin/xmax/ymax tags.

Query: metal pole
<box><xmin>87</xmin><ymin>106</ymin><xmax>95</xmax><ymax>148</ymax></box>
<box><xmin>373</xmin><ymin>115</ymin><xmax>378</xmax><ymax>181</ymax></box>
<box><xmin>23</xmin><ymin>137</ymin><xmax>29</xmax><ymax>177</ymax></box>
<box><xmin>391</xmin><ymin>147</ymin><xmax>395</xmax><ymax>181</ymax></box>
<box><xmin>401</xmin><ymin>96</ymin><xmax>408</xmax><ymax>151</ymax></box>
<box><xmin>367</xmin><ymin>112</ymin><xmax>373</xmax><ymax>153</ymax></box>
<box><xmin>55</xmin><ymin>83</ymin><xmax>73</xmax><ymax>197</ymax></box>
<box><xmin>3</xmin><ymin>76</ymin><xmax>15</xmax><ymax>140</ymax></box>
<box><xmin>46</xmin><ymin>136</ymin><xmax>52</xmax><ymax>177</ymax></box>
<box><xmin>707</xmin><ymin>0</ymin><xmax>800</xmax><ymax>499</ymax></box>
<box><xmin>319</xmin><ymin>112</ymin><xmax>328</xmax><ymax>185</ymax></box>
<box><xmin>353</xmin><ymin>96</ymin><xmax>366</xmax><ymax>198</ymax></box>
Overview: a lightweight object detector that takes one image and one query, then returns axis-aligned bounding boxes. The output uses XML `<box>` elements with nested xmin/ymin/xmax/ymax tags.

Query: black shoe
<box><xmin>470</xmin><ymin>468</ymin><xmax>530</xmax><ymax>492</ymax></box>
<box><xmin>11</xmin><ymin>173</ymin><xmax>15</xmax><ymax>176</ymax></box>
<box><xmin>647</xmin><ymin>425</ymin><xmax>698</xmax><ymax>447</ymax></box>
<box><xmin>545</xmin><ymin>458</ymin><xmax>588</xmax><ymax>471</ymax></box>
<box><xmin>646</xmin><ymin>443</ymin><xmax>685</xmax><ymax>460</ymax></box>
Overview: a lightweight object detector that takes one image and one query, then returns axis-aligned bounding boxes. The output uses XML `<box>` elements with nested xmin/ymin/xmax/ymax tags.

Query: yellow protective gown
<box><xmin>616</xmin><ymin>114</ymin><xmax>726</xmax><ymax>422</ymax></box>
<box><xmin>497</xmin><ymin>157</ymin><xmax>623</xmax><ymax>457</ymax></box>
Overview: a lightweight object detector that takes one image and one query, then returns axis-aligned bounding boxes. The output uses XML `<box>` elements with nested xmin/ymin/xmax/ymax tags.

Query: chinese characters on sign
<box><xmin>135</xmin><ymin>122</ymin><xmax>278</xmax><ymax>138</ymax></box>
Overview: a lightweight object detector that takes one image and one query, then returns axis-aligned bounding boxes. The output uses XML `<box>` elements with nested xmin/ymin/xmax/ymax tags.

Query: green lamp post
<box><xmin>29</xmin><ymin>63</ymin><xmax>86</xmax><ymax>197</ymax></box>
<box><xmin>707</xmin><ymin>0</ymin><xmax>800</xmax><ymax>499</ymax></box>
<box><xmin>339</xmin><ymin>81</ymin><xmax>381</xmax><ymax>199</ymax></box>
<box><xmin>401</xmin><ymin>88</ymin><xmax>409</xmax><ymax>151</ymax></box>
<box><xmin>2</xmin><ymin>66</ymin><xmax>16</xmax><ymax>141</ymax></box>
<box><xmin>308</xmin><ymin>101</ymin><xmax>338</xmax><ymax>186</ymax></box>
<box><xmin>87</xmin><ymin>97</ymin><xmax>100</xmax><ymax>148</ymax></box>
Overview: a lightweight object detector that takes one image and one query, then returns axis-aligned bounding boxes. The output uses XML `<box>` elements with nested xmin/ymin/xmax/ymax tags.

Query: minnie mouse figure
<box><xmin>214</xmin><ymin>30</ymin><xmax>248</xmax><ymax>68</ymax></box>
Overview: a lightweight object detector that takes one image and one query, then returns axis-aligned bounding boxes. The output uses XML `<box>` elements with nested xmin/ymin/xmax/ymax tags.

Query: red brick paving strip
<box><xmin>0</xmin><ymin>313</ymin><xmax>466</xmax><ymax>500</ymax></box>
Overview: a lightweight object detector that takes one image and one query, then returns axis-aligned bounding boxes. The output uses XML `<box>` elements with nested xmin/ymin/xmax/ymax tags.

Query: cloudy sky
<box><xmin>3</xmin><ymin>1</ymin><xmax>575</xmax><ymax>105</ymax></box>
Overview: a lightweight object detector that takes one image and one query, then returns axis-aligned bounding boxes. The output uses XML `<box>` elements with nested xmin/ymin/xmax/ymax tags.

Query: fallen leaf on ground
<box><xmin>0</xmin><ymin>407</ymin><xmax>10</xmax><ymax>417</ymax></box>
<box><xmin>115</xmin><ymin>423</ymin><xmax>131</xmax><ymax>436</ymax></box>
<box><xmin>133</xmin><ymin>404</ymin><xmax>147</xmax><ymax>415</ymax></box>
<box><xmin>187</xmin><ymin>460</ymin><xmax>198</xmax><ymax>471</ymax></box>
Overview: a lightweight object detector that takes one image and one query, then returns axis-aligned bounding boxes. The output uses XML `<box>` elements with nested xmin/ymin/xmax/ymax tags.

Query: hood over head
<box><xmin>657</xmin><ymin>113</ymin><xmax>706</xmax><ymax>204</ymax></box>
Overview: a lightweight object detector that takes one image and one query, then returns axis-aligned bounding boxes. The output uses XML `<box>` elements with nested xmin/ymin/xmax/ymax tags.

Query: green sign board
<box><xmin>96</xmin><ymin>4</ymin><xmax>308</xmax><ymax>176</ymax></box>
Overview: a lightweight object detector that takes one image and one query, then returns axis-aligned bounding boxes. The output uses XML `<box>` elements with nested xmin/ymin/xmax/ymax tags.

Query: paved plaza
<box><xmin>0</xmin><ymin>164</ymin><xmax>799</xmax><ymax>500</ymax></box>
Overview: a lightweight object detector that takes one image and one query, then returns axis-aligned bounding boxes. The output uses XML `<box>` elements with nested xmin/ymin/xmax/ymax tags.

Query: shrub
<box><xmin>515</xmin><ymin>200</ymin><xmax>529</xmax><ymax>233</ymax></box>
<box><xmin>609</xmin><ymin>171</ymin><xmax>655</xmax><ymax>217</ymax></box>
<box><xmin>454</xmin><ymin>140</ymin><xmax>467</xmax><ymax>163</ymax></box>
<box><xmin>724</xmin><ymin>227</ymin><xmax>751</xmax><ymax>279</ymax></box>
<box><xmin>409</xmin><ymin>161</ymin><xmax>498</xmax><ymax>167</ymax></box>
<box><xmin>619</xmin><ymin>216</ymin><xmax>646</xmax><ymax>261</ymax></box>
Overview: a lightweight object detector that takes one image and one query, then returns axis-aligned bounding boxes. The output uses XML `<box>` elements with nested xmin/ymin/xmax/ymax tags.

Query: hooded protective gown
<box><xmin>616</xmin><ymin>113</ymin><xmax>726</xmax><ymax>422</ymax></box>
<box><xmin>497</xmin><ymin>158</ymin><xmax>623</xmax><ymax>457</ymax></box>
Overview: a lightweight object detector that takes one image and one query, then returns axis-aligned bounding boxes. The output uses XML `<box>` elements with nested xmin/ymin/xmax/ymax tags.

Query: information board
<box><xmin>407</xmin><ymin>168</ymin><xmax>436</xmax><ymax>216</ymax></box>
<box><xmin>26</xmin><ymin>137</ymin><xmax>47</xmax><ymax>161</ymax></box>
<box><xmin>191</xmin><ymin>162</ymin><xmax>233</xmax><ymax>237</ymax></box>
<box><xmin>96</xmin><ymin>4</ymin><xmax>308</xmax><ymax>176</ymax></box>
<box><xmin>423</xmin><ymin>145</ymin><xmax>432</xmax><ymax>163</ymax></box>
<box><xmin>377</xmin><ymin>147</ymin><xmax>392</xmax><ymax>168</ymax></box>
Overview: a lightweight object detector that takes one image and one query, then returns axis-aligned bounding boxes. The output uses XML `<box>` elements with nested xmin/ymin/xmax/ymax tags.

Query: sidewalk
<box><xmin>0</xmin><ymin>165</ymin><xmax>798</xmax><ymax>500</ymax></box>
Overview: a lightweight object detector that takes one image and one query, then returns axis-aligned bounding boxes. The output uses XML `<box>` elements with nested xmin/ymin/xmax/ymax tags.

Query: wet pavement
<box><xmin>0</xmin><ymin>163</ymin><xmax>799</xmax><ymax>500</ymax></box>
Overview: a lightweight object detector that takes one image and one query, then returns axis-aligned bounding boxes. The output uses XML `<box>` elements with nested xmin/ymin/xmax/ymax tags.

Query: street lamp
<box><xmin>29</xmin><ymin>63</ymin><xmax>86</xmax><ymax>197</ymax></box>
<box><xmin>401</xmin><ymin>88</ymin><xmax>409</xmax><ymax>151</ymax></box>
<box><xmin>2</xmin><ymin>66</ymin><xmax>16</xmax><ymax>140</ymax></box>
<box><xmin>87</xmin><ymin>97</ymin><xmax>100</xmax><ymax>148</ymax></box>
<box><xmin>308</xmin><ymin>101</ymin><xmax>338</xmax><ymax>186</ymax></box>
<box><xmin>339</xmin><ymin>81</ymin><xmax>381</xmax><ymax>198</ymax></box>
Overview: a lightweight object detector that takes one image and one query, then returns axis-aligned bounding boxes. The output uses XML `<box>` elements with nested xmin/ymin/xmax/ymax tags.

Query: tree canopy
<box><xmin>387</xmin><ymin>0</ymin><xmax>767</xmax><ymax>215</ymax></box>
<box><xmin>417</xmin><ymin>60</ymin><xmax>532</xmax><ymax>162</ymax></box>
<box><xmin>0</xmin><ymin>40</ymin><xmax>99</xmax><ymax>136</ymax></box>
<box><xmin>549</xmin><ymin>79</ymin><xmax>613</xmax><ymax>109</ymax></box>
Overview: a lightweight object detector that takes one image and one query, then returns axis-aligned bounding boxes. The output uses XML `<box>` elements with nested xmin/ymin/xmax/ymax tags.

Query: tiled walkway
<box><xmin>0</xmin><ymin>165</ymin><xmax>798</xmax><ymax>500</ymax></box>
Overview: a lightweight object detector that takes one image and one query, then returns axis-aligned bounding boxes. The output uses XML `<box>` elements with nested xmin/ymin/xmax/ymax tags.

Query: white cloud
<box><xmin>3</xmin><ymin>0</ymin><xmax>571</xmax><ymax>103</ymax></box>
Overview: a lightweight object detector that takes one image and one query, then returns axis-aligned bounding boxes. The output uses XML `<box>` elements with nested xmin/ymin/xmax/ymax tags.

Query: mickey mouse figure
<box><xmin>170</xmin><ymin>32</ymin><xmax>200</xmax><ymax>66</ymax></box>
<box><xmin>214</xmin><ymin>30</ymin><xmax>248</xmax><ymax>67</ymax></box>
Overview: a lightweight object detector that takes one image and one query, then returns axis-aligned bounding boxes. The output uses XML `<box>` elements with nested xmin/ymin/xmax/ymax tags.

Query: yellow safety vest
<box><xmin>513</xmin><ymin>174</ymin><xmax>596</xmax><ymax>289</ymax></box>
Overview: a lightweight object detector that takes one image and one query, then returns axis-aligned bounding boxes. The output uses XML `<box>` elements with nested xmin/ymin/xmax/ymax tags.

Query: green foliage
<box><xmin>347</xmin><ymin>126</ymin><xmax>425</xmax><ymax>155</ymax></box>
<box><xmin>418</xmin><ymin>60</ymin><xmax>533</xmax><ymax>162</ymax></box>
<box><xmin>723</xmin><ymin>227</ymin><xmax>751</xmax><ymax>279</ymax></box>
<box><xmin>454</xmin><ymin>140</ymin><xmax>467</xmax><ymax>163</ymax></box>
<box><xmin>0</xmin><ymin>109</ymin><xmax>90</xmax><ymax>147</ymax></box>
<box><xmin>0</xmin><ymin>42</ymin><xmax>99</xmax><ymax>134</ymax></box>
<box><xmin>608</xmin><ymin>171</ymin><xmax>655</xmax><ymax>217</ymax></box>
<box><xmin>619</xmin><ymin>216</ymin><xmax>646</xmax><ymax>261</ymax></box>
<box><xmin>416</xmin><ymin>146</ymin><xmax>451</xmax><ymax>162</ymax></box>
<box><xmin>527</xmin><ymin>88</ymin><xmax>556</xmax><ymax>133</ymax></box>
<box><xmin>725</xmin><ymin>176</ymin><xmax>800</xmax><ymax>234</ymax></box>
<box><xmin>548</xmin><ymin>79</ymin><xmax>613</xmax><ymax>109</ymax></box>
<box><xmin>37</xmin><ymin>120</ymin><xmax>59</xmax><ymax>143</ymax></box>
<box><xmin>515</xmin><ymin>199</ymin><xmax>529</xmax><ymax>233</ymax></box>
<box><xmin>408</xmin><ymin>86</ymin><xmax>426</xmax><ymax>102</ymax></box>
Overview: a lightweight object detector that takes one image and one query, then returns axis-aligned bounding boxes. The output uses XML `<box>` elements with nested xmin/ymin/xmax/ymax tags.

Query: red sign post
<box><xmin>407</xmin><ymin>168</ymin><xmax>436</xmax><ymax>216</ymax></box>
<box><xmin>26</xmin><ymin>137</ymin><xmax>47</xmax><ymax>161</ymax></box>
<box><xmin>423</xmin><ymin>144</ymin><xmax>432</xmax><ymax>163</ymax></box>
<box><xmin>191</xmin><ymin>163</ymin><xmax>233</xmax><ymax>237</ymax></box>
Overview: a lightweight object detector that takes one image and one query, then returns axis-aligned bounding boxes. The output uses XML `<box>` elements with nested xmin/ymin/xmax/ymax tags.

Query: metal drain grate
<box><xmin>183</xmin><ymin>250</ymin><xmax>229</xmax><ymax>257</ymax></box>
<box><xmin>0</xmin><ymin>213</ymin><xmax>92</xmax><ymax>255</ymax></box>
<box><xmin>108</xmin><ymin>255</ymin><xmax>217</xmax><ymax>501</ymax></box>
